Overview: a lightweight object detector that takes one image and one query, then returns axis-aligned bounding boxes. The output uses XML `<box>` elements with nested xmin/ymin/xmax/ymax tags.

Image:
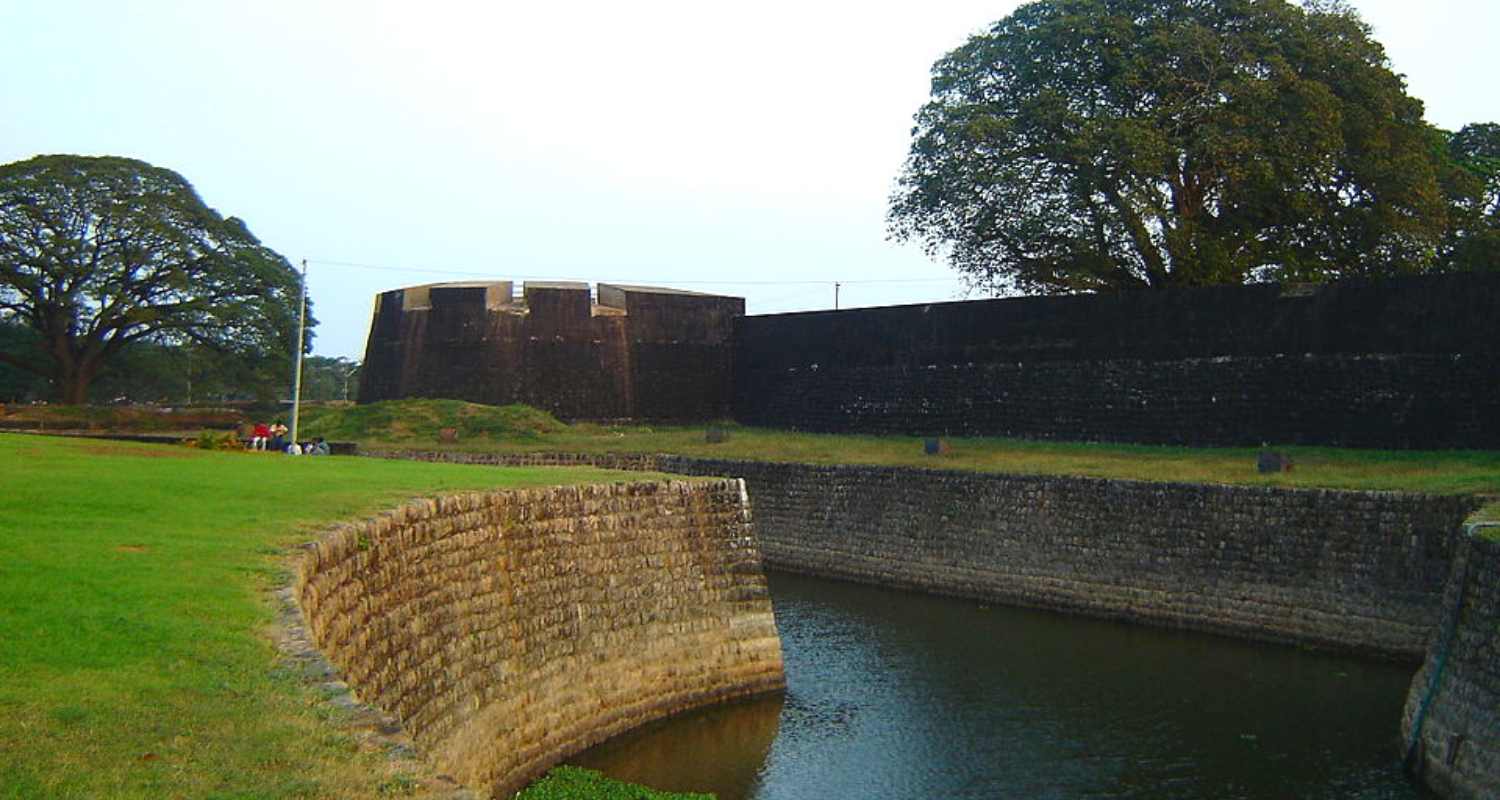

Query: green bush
<box><xmin>517</xmin><ymin>767</ymin><xmax>712</xmax><ymax>800</ymax></box>
<box><xmin>189</xmin><ymin>430</ymin><xmax>245</xmax><ymax>451</ymax></box>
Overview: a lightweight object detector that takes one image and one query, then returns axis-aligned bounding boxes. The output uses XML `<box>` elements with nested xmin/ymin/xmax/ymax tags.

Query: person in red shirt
<box><xmin>250</xmin><ymin>422</ymin><xmax>271</xmax><ymax>451</ymax></box>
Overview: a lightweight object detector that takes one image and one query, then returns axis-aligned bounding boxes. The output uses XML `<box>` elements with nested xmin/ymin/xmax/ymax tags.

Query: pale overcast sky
<box><xmin>3</xmin><ymin>1</ymin><xmax>1496</xmax><ymax>358</ymax></box>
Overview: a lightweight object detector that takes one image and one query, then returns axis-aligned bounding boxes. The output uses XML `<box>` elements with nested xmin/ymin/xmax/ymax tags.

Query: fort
<box><xmin>360</xmin><ymin>271</ymin><xmax>1500</xmax><ymax>448</ymax></box>
<box><xmin>358</xmin><ymin>280</ymin><xmax>742</xmax><ymax>421</ymax></box>
<box><xmin>346</xmin><ymin>271</ymin><xmax>1500</xmax><ymax>798</ymax></box>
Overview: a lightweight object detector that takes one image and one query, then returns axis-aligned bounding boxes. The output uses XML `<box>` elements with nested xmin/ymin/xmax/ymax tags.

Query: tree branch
<box><xmin>1102</xmin><ymin>183</ymin><xmax>1169</xmax><ymax>286</ymax></box>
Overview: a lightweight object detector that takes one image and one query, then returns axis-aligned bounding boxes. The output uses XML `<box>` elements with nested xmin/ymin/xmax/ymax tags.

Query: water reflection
<box><xmin>570</xmin><ymin>694</ymin><xmax>783</xmax><ymax>798</ymax></box>
<box><xmin>572</xmin><ymin>571</ymin><xmax>1434</xmax><ymax>799</ymax></box>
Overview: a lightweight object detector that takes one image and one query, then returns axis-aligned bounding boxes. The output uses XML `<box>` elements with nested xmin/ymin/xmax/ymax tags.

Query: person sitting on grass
<box><xmin>268</xmin><ymin>421</ymin><xmax>288</xmax><ymax>453</ymax></box>
<box><xmin>249</xmin><ymin>421</ymin><xmax>270</xmax><ymax>451</ymax></box>
<box><xmin>308</xmin><ymin>437</ymin><xmax>330</xmax><ymax>456</ymax></box>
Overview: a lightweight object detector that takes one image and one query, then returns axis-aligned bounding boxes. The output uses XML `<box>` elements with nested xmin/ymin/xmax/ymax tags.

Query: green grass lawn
<box><xmin>284</xmin><ymin>400</ymin><xmax>1500</xmax><ymax>496</ymax></box>
<box><xmin>516</xmin><ymin>767</ymin><xmax>709</xmax><ymax>800</ymax></box>
<box><xmin>4</xmin><ymin>404</ymin><xmax>1497</xmax><ymax>797</ymax></box>
<box><xmin>10</xmin><ymin>399</ymin><xmax>1500</xmax><ymax>495</ymax></box>
<box><xmin>0</xmin><ymin>433</ymin><xmax>694</xmax><ymax>799</ymax></box>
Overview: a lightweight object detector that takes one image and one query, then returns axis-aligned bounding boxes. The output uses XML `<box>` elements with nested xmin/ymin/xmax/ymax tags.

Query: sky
<box><xmin>3</xmin><ymin>0</ymin><xmax>1497</xmax><ymax>359</ymax></box>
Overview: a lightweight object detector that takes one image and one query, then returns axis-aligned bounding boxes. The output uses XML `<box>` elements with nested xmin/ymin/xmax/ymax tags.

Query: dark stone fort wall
<box><xmin>734</xmin><ymin>273</ymin><xmax>1500</xmax><ymax>448</ymax></box>
<box><xmin>359</xmin><ymin>285</ymin><xmax>742</xmax><ymax>421</ymax></box>
<box><xmin>620</xmin><ymin>288</ymin><xmax>742</xmax><ymax>426</ymax></box>
<box><xmin>359</xmin><ymin>288</ymin><xmax>631</xmax><ymax>418</ymax></box>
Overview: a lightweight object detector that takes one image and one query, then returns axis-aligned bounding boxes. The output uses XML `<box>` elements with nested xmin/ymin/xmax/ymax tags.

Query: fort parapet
<box><xmin>358</xmin><ymin>280</ymin><xmax>744</xmax><ymax>421</ymax></box>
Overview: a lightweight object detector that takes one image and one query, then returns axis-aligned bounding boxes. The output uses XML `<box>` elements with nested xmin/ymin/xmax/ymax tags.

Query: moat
<box><xmin>572</xmin><ymin>570</ymin><xmax>1434</xmax><ymax>800</ymax></box>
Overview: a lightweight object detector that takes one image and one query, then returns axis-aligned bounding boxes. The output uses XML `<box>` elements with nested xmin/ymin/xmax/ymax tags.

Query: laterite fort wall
<box><xmin>735</xmin><ymin>272</ymin><xmax>1500</xmax><ymax>448</ymax></box>
<box><xmin>358</xmin><ymin>281</ymin><xmax>743</xmax><ymax>421</ymax></box>
<box><xmin>295</xmin><ymin>480</ymin><xmax>785</xmax><ymax>798</ymax></box>
<box><xmin>1403</xmin><ymin>530</ymin><xmax>1500</xmax><ymax>799</ymax></box>
<box><xmin>359</xmin><ymin>273</ymin><xmax>1500</xmax><ymax>447</ymax></box>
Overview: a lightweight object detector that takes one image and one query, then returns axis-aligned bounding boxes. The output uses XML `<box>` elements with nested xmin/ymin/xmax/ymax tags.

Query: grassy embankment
<box><xmin>0</xmin><ymin>432</ymin><xmax>701</xmax><ymax>800</ymax></box>
<box><xmin>1473</xmin><ymin>501</ymin><xmax>1500</xmax><ymax>542</ymax></box>
<box><xmin>7</xmin><ymin>398</ymin><xmax>1499</xmax><ymax>495</ymax></box>
<box><xmin>284</xmin><ymin>399</ymin><xmax>1500</xmax><ymax>496</ymax></box>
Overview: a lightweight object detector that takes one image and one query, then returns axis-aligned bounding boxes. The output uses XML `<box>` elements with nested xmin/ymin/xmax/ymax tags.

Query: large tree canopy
<box><xmin>0</xmin><ymin>154</ymin><xmax>309</xmax><ymax>403</ymax></box>
<box><xmin>889</xmin><ymin>0</ymin><xmax>1475</xmax><ymax>294</ymax></box>
<box><xmin>1439</xmin><ymin>122</ymin><xmax>1500</xmax><ymax>272</ymax></box>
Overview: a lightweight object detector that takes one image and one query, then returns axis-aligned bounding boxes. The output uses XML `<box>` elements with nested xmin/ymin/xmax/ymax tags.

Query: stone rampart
<box><xmin>295</xmin><ymin>479</ymin><xmax>784</xmax><ymax>798</ymax></box>
<box><xmin>358</xmin><ymin>273</ymin><xmax>1500</xmax><ymax>447</ymax></box>
<box><xmin>1402</xmin><ymin>528</ymin><xmax>1500</xmax><ymax>799</ymax></box>
<box><xmin>358</xmin><ymin>281</ymin><xmax>744</xmax><ymax>422</ymax></box>
<box><xmin>734</xmin><ymin>272</ymin><xmax>1500</xmax><ymax>448</ymax></box>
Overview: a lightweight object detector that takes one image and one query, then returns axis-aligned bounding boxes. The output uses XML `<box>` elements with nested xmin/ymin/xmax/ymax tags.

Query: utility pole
<box><xmin>834</xmin><ymin>281</ymin><xmax>841</xmax><ymax>310</ymax></box>
<box><xmin>289</xmin><ymin>259</ymin><xmax>308</xmax><ymax>448</ymax></box>
<box><xmin>343</xmin><ymin>364</ymin><xmax>359</xmax><ymax>402</ymax></box>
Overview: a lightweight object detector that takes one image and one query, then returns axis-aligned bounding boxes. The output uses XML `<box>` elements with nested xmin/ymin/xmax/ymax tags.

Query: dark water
<box><xmin>573</xmin><ymin>571</ymin><xmax>1434</xmax><ymax>799</ymax></box>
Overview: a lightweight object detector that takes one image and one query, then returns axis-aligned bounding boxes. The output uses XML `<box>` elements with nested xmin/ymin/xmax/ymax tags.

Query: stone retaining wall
<box><xmin>662</xmin><ymin>459</ymin><xmax>1479</xmax><ymax>659</ymax></box>
<box><xmin>1402</xmin><ymin>530</ymin><xmax>1500</xmax><ymax>799</ymax></box>
<box><xmin>368</xmin><ymin>452</ymin><xmax>1478</xmax><ymax>658</ymax></box>
<box><xmin>361</xmin><ymin>451</ymin><xmax>1496</xmax><ymax>796</ymax></box>
<box><xmin>295</xmin><ymin>479</ymin><xmax>784</xmax><ymax>798</ymax></box>
<box><xmin>364</xmin><ymin>450</ymin><xmax>663</xmax><ymax>472</ymax></box>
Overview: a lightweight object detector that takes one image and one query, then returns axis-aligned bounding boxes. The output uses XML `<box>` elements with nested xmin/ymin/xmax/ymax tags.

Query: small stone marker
<box><xmin>1257</xmin><ymin>450</ymin><xmax>1293</xmax><ymax>473</ymax></box>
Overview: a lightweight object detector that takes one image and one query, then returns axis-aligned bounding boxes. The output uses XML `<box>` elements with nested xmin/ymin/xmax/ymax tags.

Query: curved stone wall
<box><xmin>1402</xmin><ymin>529</ymin><xmax>1500</xmax><ymax>799</ymax></box>
<box><xmin>366</xmin><ymin>451</ymin><xmax>1480</xmax><ymax>660</ymax></box>
<box><xmin>295</xmin><ymin>479</ymin><xmax>785</xmax><ymax>798</ymax></box>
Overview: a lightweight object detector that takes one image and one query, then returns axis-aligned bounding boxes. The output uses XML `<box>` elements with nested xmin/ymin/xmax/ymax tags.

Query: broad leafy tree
<box><xmin>82</xmin><ymin>339</ymin><xmax>289</xmax><ymax>405</ymax></box>
<box><xmin>299</xmin><ymin>356</ymin><xmax>361</xmax><ymax>402</ymax></box>
<box><xmin>1439</xmin><ymin>122</ymin><xmax>1500</xmax><ymax>272</ymax></box>
<box><xmin>889</xmin><ymin>0</ymin><xmax>1465</xmax><ymax>294</ymax></box>
<box><xmin>0</xmin><ymin>155</ymin><xmax>309</xmax><ymax>403</ymax></box>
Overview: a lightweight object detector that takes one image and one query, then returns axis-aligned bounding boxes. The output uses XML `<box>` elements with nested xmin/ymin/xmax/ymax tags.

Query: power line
<box><xmin>305</xmin><ymin>258</ymin><xmax>960</xmax><ymax>287</ymax></box>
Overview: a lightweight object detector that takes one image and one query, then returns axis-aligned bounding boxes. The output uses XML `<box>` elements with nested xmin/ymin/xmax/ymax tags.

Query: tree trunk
<box><xmin>58</xmin><ymin>376</ymin><xmax>90</xmax><ymax>405</ymax></box>
<box><xmin>54</xmin><ymin>358</ymin><xmax>100</xmax><ymax>405</ymax></box>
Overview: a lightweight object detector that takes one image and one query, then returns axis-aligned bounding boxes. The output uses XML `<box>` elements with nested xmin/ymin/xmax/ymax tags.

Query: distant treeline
<box><xmin>0</xmin><ymin>320</ymin><xmax>358</xmax><ymax>405</ymax></box>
